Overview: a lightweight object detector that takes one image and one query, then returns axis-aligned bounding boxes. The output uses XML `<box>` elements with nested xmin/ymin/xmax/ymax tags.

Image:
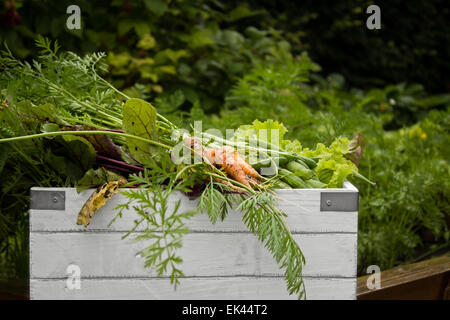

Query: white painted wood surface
<box><xmin>30</xmin><ymin>187</ymin><xmax>358</xmax><ymax>233</ymax></box>
<box><xmin>30</xmin><ymin>278</ymin><xmax>356</xmax><ymax>300</ymax></box>
<box><xmin>29</xmin><ymin>182</ymin><xmax>358</xmax><ymax>300</ymax></box>
<box><xmin>30</xmin><ymin>232</ymin><xmax>357</xmax><ymax>278</ymax></box>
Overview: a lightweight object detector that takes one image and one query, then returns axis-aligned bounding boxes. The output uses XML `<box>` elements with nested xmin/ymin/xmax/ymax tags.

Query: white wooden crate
<box><xmin>29</xmin><ymin>182</ymin><xmax>358</xmax><ymax>300</ymax></box>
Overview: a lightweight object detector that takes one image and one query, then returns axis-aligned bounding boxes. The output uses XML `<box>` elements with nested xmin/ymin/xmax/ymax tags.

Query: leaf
<box><xmin>137</xmin><ymin>34</ymin><xmax>156</xmax><ymax>50</ymax></box>
<box><xmin>41</xmin><ymin>123</ymin><xmax>60</xmax><ymax>133</ymax></box>
<box><xmin>345</xmin><ymin>132</ymin><xmax>364</xmax><ymax>167</ymax></box>
<box><xmin>154</xmin><ymin>49</ymin><xmax>188</xmax><ymax>64</ymax></box>
<box><xmin>46</xmin><ymin>134</ymin><xmax>97</xmax><ymax>181</ymax></box>
<box><xmin>59</xmin><ymin>135</ymin><xmax>96</xmax><ymax>172</ymax></box>
<box><xmin>65</xmin><ymin>125</ymin><xmax>123</xmax><ymax>160</ymax></box>
<box><xmin>157</xmin><ymin>65</ymin><xmax>176</xmax><ymax>75</ymax></box>
<box><xmin>144</xmin><ymin>0</ymin><xmax>168</xmax><ymax>16</ymax></box>
<box><xmin>283</xmin><ymin>139</ymin><xmax>302</xmax><ymax>154</ymax></box>
<box><xmin>117</xmin><ymin>19</ymin><xmax>135</xmax><ymax>36</ymax></box>
<box><xmin>16</xmin><ymin>100</ymin><xmax>69</xmax><ymax>125</ymax></box>
<box><xmin>76</xmin><ymin>167</ymin><xmax>127</xmax><ymax>193</ymax></box>
<box><xmin>122</xmin><ymin>98</ymin><xmax>158</xmax><ymax>164</ymax></box>
<box><xmin>315</xmin><ymin>158</ymin><xmax>355</xmax><ymax>188</ymax></box>
<box><xmin>179</xmin><ymin>29</ymin><xmax>214</xmax><ymax>48</ymax></box>
<box><xmin>235</xmin><ymin>119</ymin><xmax>288</xmax><ymax>148</ymax></box>
<box><xmin>133</xmin><ymin>22</ymin><xmax>151</xmax><ymax>38</ymax></box>
<box><xmin>228</xmin><ymin>5</ymin><xmax>266</xmax><ymax>21</ymax></box>
<box><xmin>45</xmin><ymin>150</ymin><xmax>85</xmax><ymax>182</ymax></box>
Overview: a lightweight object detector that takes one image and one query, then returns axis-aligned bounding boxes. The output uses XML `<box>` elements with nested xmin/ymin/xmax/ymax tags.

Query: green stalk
<box><xmin>352</xmin><ymin>170</ymin><xmax>376</xmax><ymax>186</ymax></box>
<box><xmin>199</xmin><ymin>131</ymin><xmax>295</xmax><ymax>157</ymax></box>
<box><xmin>98</xmin><ymin>76</ymin><xmax>130</xmax><ymax>101</ymax></box>
<box><xmin>0</xmin><ymin>130</ymin><xmax>173</xmax><ymax>150</ymax></box>
<box><xmin>26</xmin><ymin>71</ymin><xmax>122</xmax><ymax>125</ymax></box>
<box><xmin>157</xmin><ymin>114</ymin><xmax>177</xmax><ymax>129</ymax></box>
<box><xmin>207</xmin><ymin>172</ymin><xmax>254</xmax><ymax>194</ymax></box>
<box><xmin>97</xmin><ymin>75</ymin><xmax>176</xmax><ymax>131</ymax></box>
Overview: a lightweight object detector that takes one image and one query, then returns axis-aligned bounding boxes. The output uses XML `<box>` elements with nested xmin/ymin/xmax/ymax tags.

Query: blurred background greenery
<box><xmin>0</xmin><ymin>0</ymin><xmax>449</xmax><ymax>284</ymax></box>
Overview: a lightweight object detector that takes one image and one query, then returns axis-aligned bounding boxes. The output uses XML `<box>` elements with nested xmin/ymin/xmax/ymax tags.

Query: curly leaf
<box><xmin>345</xmin><ymin>132</ymin><xmax>364</xmax><ymax>167</ymax></box>
<box><xmin>315</xmin><ymin>158</ymin><xmax>355</xmax><ymax>188</ymax></box>
<box><xmin>251</xmin><ymin>119</ymin><xmax>288</xmax><ymax>147</ymax></box>
<box><xmin>283</xmin><ymin>139</ymin><xmax>302</xmax><ymax>154</ymax></box>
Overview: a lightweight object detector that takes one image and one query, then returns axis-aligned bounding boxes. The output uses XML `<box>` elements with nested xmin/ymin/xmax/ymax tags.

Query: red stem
<box><xmin>100</xmin><ymin>163</ymin><xmax>135</xmax><ymax>174</ymax></box>
<box><xmin>96</xmin><ymin>154</ymin><xmax>144</xmax><ymax>172</ymax></box>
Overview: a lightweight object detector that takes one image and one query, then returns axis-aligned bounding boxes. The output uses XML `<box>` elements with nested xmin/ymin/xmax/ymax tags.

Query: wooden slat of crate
<box><xmin>30</xmin><ymin>277</ymin><xmax>356</xmax><ymax>300</ymax></box>
<box><xmin>29</xmin><ymin>182</ymin><xmax>358</xmax><ymax>299</ymax></box>
<box><xmin>30</xmin><ymin>187</ymin><xmax>358</xmax><ymax>233</ymax></box>
<box><xmin>30</xmin><ymin>232</ymin><xmax>357</xmax><ymax>278</ymax></box>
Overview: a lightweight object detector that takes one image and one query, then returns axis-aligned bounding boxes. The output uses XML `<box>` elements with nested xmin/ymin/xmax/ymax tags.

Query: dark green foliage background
<box><xmin>251</xmin><ymin>0</ymin><xmax>450</xmax><ymax>93</ymax></box>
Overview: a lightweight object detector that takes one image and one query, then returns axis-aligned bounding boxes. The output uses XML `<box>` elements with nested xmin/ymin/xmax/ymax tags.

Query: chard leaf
<box><xmin>45</xmin><ymin>150</ymin><xmax>85</xmax><ymax>183</ymax></box>
<box><xmin>54</xmin><ymin>135</ymin><xmax>96</xmax><ymax>174</ymax></box>
<box><xmin>66</xmin><ymin>125</ymin><xmax>123</xmax><ymax>161</ymax></box>
<box><xmin>76</xmin><ymin>167</ymin><xmax>126</xmax><ymax>193</ymax></box>
<box><xmin>122</xmin><ymin>98</ymin><xmax>158</xmax><ymax>164</ymax></box>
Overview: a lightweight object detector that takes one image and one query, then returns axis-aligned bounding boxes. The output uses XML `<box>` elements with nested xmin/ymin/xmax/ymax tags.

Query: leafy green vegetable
<box><xmin>76</xmin><ymin>167</ymin><xmax>126</xmax><ymax>193</ymax></box>
<box><xmin>301</xmin><ymin>137</ymin><xmax>357</xmax><ymax>188</ymax></box>
<box><xmin>58</xmin><ymin>135</ymin><xmax>96</xmax><ymax>172</ymax></box>
<box><xmin>122</xmin><ymin>98</ymin><xmax>159</xmax><ymax>164</ymax></box>
<box><xmin>15</xmin><ymin>101</ymin><xmax>68</xmax><ymax>126</ymax></box>
<box><xmin>283</xmin><ymin>139</ymin><xmax>303</xmax><ymax>154</ymax></box>
<box><xmin>315</xmin><ymin>158</ymin><xmax>355</xmax><ymax>188</ymax></box>
<box><xmin>251</xmin><ymin>119</ymin><xmax>288</xmax><ymax>147</ymax></box>
<box><xmin>235</xmin><ymin>119</ymin><xmax>290</xmax><ymax>149</ymax></box>
<box><xmin>43</xmin><ymin>135</ymin><xmax>96</xmax><ymax>183</ymax></box>
<box><xmin>345</xmin><ymin>132</ymin><xmax>364</xmax><ymax>167</ymax></box>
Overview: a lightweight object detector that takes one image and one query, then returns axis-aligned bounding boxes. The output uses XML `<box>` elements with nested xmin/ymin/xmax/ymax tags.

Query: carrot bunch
<box><xmin>185</xmin><ymin>137</ymin><xmax>263</xmax><ymax>191</ymax></box>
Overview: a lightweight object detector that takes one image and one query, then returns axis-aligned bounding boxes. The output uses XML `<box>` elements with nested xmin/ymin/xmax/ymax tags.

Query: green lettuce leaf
<box><xmin>302</xmin><ymin>137</ymin><xmax>357</xmax><ymax>188</ymax></box>
<box><xmin>302</xmin><ymin>137</ymin><xmax>350</xmax><ymax>159</ymax></box>
<box><xmin>234</xmin><ymin>119</ymin><xmax>289</xmax><ymax>148</ymax></box>
<box><xmin>315</xmin><ymin>158</ymin><xmax>355</xmax><ymax>188</ymax></box>
<box><xmin>282</xmin><ymin>139</ymin><xmax>302</xmax><ymax>154</ymax></box>
<box><xmin>251</xmin><ymin>119</ymin><xmax>288</xmax><ymax>147</ymax></box>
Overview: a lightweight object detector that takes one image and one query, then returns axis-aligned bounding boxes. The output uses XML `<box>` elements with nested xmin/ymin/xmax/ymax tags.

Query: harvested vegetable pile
<box><xmin>0</xmin><ymin>38</ymin><xmax>373</xmax><ymax>299</ymax></box>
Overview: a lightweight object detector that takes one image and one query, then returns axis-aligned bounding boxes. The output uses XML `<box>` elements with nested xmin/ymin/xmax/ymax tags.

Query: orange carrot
<box><xmin>183</xmin><ymin>137</ymin><xmax>261</xmax><ymax>189</ymax></box>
